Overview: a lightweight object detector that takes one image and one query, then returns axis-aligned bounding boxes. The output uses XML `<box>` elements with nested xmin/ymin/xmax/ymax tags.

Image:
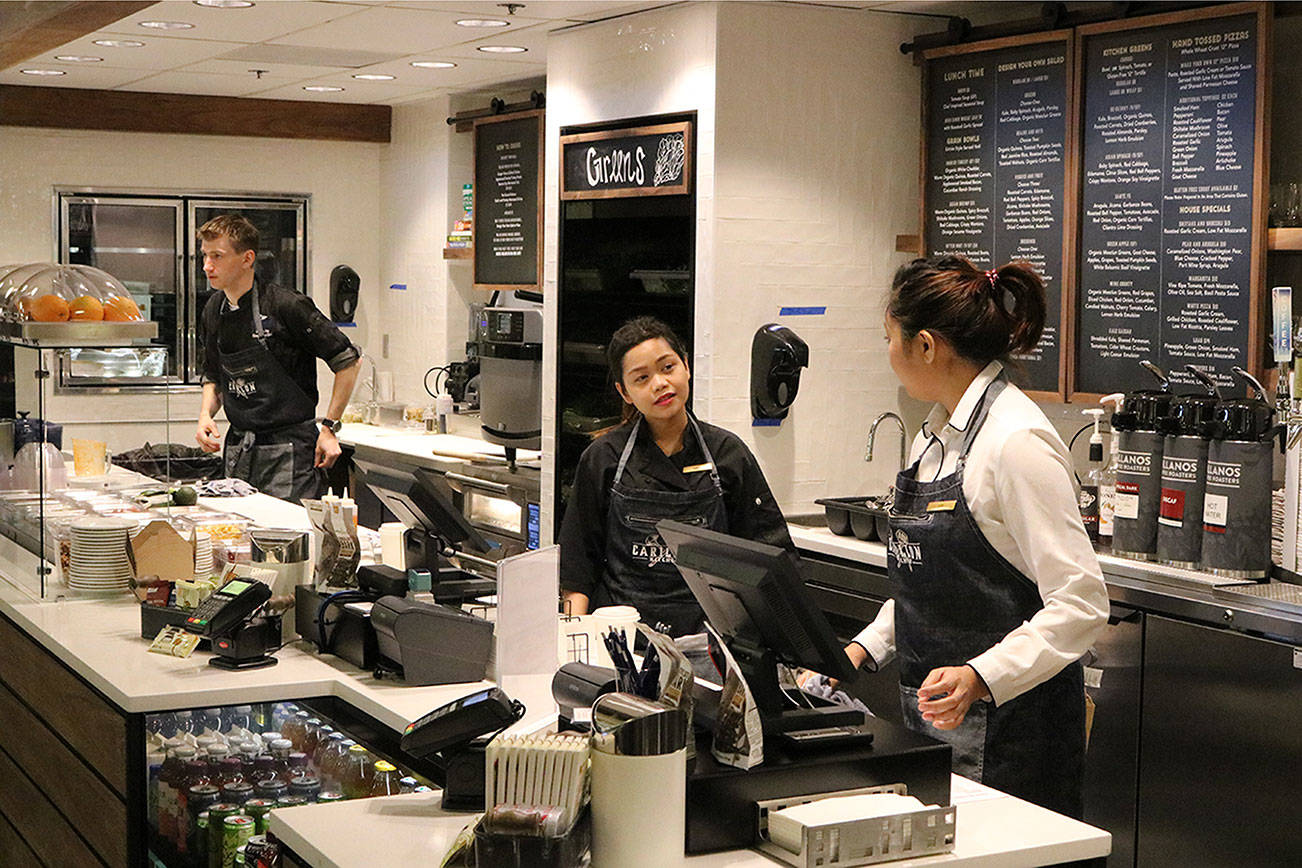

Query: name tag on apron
<box><xmin>683</xmin><ymin>462</ymin><xmax>714</xmax><ymax>474</ymax></box>
<box><xmin>926</xmin><ymin>499</ymin><xmax>957</xmax><ymax>512</ymax></box>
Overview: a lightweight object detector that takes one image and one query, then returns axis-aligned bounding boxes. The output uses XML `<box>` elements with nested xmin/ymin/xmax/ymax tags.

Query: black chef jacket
<box><xmin>200</xmin><ymin>281</ymin><xmax>359</xmax><ymax>427</ymax></box>
<box><xmin>559</xmin><ymin>417</ymin><xmax>795</xmax><ymax>600</ymax></box>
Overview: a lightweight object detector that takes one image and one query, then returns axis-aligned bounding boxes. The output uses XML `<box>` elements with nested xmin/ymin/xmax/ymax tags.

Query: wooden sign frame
<box><xmin>473</xmin><ymin>109</ymin><xmax>544</xmax><ymax>293</ymax></box>
<box><xmin>920</xmin><ymin>29</ymin><xmax>1076</xmax><ymax>402</ymax></box>
<box><xmin>1068</xmin><ymin>2</ymin><xmax>1271</xmax><ymax>403</ymax></box>
<box><xmin>559</xmin><ymin>120</ymin><xmax>693</xmax><ymax>200</ymax></box>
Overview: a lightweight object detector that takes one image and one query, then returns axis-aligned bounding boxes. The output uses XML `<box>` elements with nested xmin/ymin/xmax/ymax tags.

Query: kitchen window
<box><xmin>55</xmin><ymin>190</ymin><xmax>308</xmax><ymax>389</ymax></box>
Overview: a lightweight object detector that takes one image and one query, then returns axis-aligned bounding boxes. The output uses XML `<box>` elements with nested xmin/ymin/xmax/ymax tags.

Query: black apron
<box><xmin>888</xmin><ymin>375</ymin><xmax>1086</xmax><ymax>818</ymax></box>
<box><xmin>218</xmin><ymin>284</ymin><xmax>323</xmax><ymax>503</ymax></box>
<box><xmin>596</xmin><ymin>415</ymin><xmax>727</xmax><ymax>637</ymax></box>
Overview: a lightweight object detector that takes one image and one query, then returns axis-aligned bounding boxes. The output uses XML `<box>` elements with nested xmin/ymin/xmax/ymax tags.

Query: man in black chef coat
<box><xmin>194</xmin><ymin>214</ymin><xmax>360</xmax><ymax>503</ymax></box>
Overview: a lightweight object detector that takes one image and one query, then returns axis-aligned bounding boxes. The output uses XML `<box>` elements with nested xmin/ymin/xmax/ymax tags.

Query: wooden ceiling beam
<box><xmin>0</xmin><ymin>85</ymin><xmax>392</xmax><ymax>143</ymax></box>
<box><xmin>0</xmin><ymin>2</ymin><xmax>157</xmax><ymax>69</ymax></box>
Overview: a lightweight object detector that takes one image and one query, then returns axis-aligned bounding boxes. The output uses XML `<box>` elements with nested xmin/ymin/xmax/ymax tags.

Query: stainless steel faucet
<box><xmin>866</xmin><ymin>411</ymin><xmax>907</xmax><ymax>469</ymax></box>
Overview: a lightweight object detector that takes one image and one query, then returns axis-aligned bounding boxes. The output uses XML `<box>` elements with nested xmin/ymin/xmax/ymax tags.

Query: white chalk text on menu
<box><xmin>925</xmin><ymin>38</ymin><xmax>1069</xmax><ymax>395</ymax></box>
<box><xmin>1078</xmin><ymin>13</ymin><xmax>1258</xmax><ymax>394</ymax></box>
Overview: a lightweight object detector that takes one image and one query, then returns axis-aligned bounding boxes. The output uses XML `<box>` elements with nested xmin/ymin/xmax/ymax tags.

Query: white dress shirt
<box><xmin>852</xmin><ymin>361</ymin><xmax>1110</xmax><ymax>706</ymax></box>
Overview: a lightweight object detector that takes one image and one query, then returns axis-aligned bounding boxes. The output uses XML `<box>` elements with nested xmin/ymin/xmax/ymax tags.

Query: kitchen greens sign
<box><xmin>560</xmin><ymin>120</ymin><xmax>692</xmax><ymax>200</ymax></box>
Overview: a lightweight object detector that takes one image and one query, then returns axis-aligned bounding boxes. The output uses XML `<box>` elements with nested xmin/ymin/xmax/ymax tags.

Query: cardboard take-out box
<box><xmin>129</xmin><ymin>520</ymin><xmax>195</xmax><ymax>587</ymax></box>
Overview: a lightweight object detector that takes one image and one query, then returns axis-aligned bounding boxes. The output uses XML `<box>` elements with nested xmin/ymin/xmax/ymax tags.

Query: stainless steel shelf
<box><xmin>0</xmin><ymin>321</ymin><xmax>159</xmax><ymax>348</ymax></box>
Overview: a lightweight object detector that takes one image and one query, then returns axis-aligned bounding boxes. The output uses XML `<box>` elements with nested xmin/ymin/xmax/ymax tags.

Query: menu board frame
<box><xmin>921</xmin><ymin>30</ymin><xmax>1077</xmax><ymax>402</ymax></box>
<box><xmin>473</xmin><ymin>109</ymin><xmax>545</xmax><ymax>293</ymax></box>
<box><xmin>1070</xmin><ymin>2</ymin><xmax>1270</xmax><ymax>402</ymax></box>
<box><xmin>559</xmin><ymin>121</ymin><xmax>693</xmax><ymax>201</ymax></box>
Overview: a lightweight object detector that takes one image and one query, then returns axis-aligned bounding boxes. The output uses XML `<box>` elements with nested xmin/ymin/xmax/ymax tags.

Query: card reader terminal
<box><xmin>401</xmin><ymin>687</ymin><xmax>521</xmax><ymax>758</ymax></box>
<box><xmin>184</xmin><ymin>577</ymin><xmax>271</xmax><ymax>637</ymax></box>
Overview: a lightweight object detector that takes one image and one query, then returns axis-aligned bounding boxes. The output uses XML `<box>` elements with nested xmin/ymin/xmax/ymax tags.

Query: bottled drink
<box><xmin>195</xmin><ymin>735</ymin><xmax>219</xmax><ymax>758</ymax></box>
<box><xmin>201</xmin><ymin>707</ymin><xmax>225</xmax><ymax>739</ymax></box>
<box><xmin>221</xmin><ymin>780</ymin><xmax>254</xmax><ymax>806</ymax></box>
<box><xmin>239</xmin><ymin>742</ymin><xmax>264</xmax><ymax>780</ymax></box>
<box><xmin>398</xmin><ymin>776</ymin><xmax>418</xmax><ymax>794</ymax></box>
<box><xmin>206</xmin><ymin>744</ymin><xmax>233</xmax><ymax>784</ymax></box>
<box><xmin>286</xmin><ymin>752</ymin><xmax>310</xmax><ymax>784</ymax></box>
<box><xmin>269</xmin><ymin>739</ymin><xmax>293</xmax><ymax>782</ymax></box>
<box><xmin>288</xmin><ymin>775</ymin><xmax>322</xmax><ymax>803</ymax></box>
<box><xmin>158</xmin><ymin>745</ymin><xmax>195</xmax><ymax>845</ymax></box>
<box><xmin>176</xmin><ymin>760</ymin><xmax>211</xmax><ymax>853</ymax></box>
<box><xmin>251</xmin><ymin>755</ymin><xmax>277</xmax><ymax>785</ymax></box>
<box><xmin>340</xmin><ymin>744</ymin><xmax>374</xmax><ymax>799</ymax></box>
<box><xmin>301</xmin><ymin>718</ymin><xmax>323</xmax><ymax>759</ymax></box>
<box><xmin>228</xmin><ymin>704</ymin><xmax>254</xmax><ymax>735</ymax></box>
<box><xmin>185</xmin><ymin>784</ymin><xmax>220</xmax><ymax>860</ymax></box>
<box><xmin>219</xmin><ymin>757</ymin><xmax>245</xmax><ymax>789</ymax></box>
<box><xmin>282</xmin><ymin>711</ymin><xmax>310</xmax><ymax>750</ymax></box>
<box><xmin>314</xmin><ymin>731</ymin><xmax>344</xmax><ymax>783</ymax></box>
<box><xmin>253</xmin><ymin>778</ymin><xmax>287</xmax><ymax>803</ymax></box>
<box><xmin>175</xmin><ymin>710</ymin><xmax>198</xmax><ymax>737</ymax></box>
<box><xmin>258</xmin><ymin>731</ymin><xmax>283</xmax><ymax>751</ymax></box>
<box><xmin>370</xmin><ymin>761</ymin><xmax>400</xmax><ymax>797</ymax></box>
<box><xmin>311</xmin><ymin>725</ymin><xmax>336</xmax><ymax>771</ymax></box>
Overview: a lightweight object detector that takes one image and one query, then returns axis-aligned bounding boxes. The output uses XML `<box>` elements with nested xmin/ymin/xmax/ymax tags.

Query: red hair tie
<box><xmin>986</xmin><ymin>268</ymin><xmax>998</xmax><ymax>288</ymax></box>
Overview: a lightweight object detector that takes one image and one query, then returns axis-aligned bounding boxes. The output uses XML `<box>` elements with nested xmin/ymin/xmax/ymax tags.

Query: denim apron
<box><xmin>218</xmin><ymin>284</ymin><xmax>323</xmax><ymax>503</ymax></box>
<box><xmin>889</xmin><ymin>375</ymin><xmax>1086</xmax><ymax>818</ymax></box>
<box><xmin>597</xmin><ymin>414</ymin><xmax>727</xmax><ymax>637</ymax></box>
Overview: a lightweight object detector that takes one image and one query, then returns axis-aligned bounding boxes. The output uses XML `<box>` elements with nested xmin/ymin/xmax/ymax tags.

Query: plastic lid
<box><xmin>270</xmin><ymin>738</ymin><xmax>293</xmax><ymax>752</ymax></box>
<box><xmin>348</xmin><ymin>743</ymin><xmax>368</xmax><ymax>754</ymax></box>
<box><xmin>373</xmin><ymin>760</ymin><xmax>397</xmax><ymax>773</ymax></box>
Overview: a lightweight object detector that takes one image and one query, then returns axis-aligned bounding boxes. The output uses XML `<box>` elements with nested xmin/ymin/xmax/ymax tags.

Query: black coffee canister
<box><xmin>1111</xmin><ymin>362</ymin><xmax>1173</xmax><ymax>560</ymax></box>
<box><xmin>1200</xmin><ymin>367</ymin><xmax>1280</xmax><ymax>579</ymax></box>
<box><xmin>1156</xmin><ymin>367</ymin><xmax>1219</xmax><ymax>568</ymax></box>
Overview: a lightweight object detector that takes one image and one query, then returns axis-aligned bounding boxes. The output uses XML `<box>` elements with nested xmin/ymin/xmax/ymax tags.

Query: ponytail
<box><xmin>887</xmin><ymin>255</ymin><xmax>1047</xmax><ymax>366</ymax></box>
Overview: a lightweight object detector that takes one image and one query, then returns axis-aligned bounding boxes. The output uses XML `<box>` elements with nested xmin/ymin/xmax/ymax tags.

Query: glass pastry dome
<box><xmin>0</xmin><ymin>263</ymin><xmax>143</xmax><ymax>323</ymax></box>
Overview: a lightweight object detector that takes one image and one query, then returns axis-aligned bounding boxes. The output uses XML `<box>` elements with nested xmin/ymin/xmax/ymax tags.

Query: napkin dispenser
<box><xmin>370</xmin><ymin>595</ymin><xmax>494</xmax><ymax>685</ymax></box>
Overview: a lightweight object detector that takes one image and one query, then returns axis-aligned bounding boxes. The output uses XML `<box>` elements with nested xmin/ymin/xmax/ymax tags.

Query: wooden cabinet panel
<box><xmin>0</xmin><ymin>681</ymin><xmax>127</xmax><ymax>866</ymax></box>
<box><xmin>0</xmin><ymin>614</ymin><xmax>127</xmax><ymax>795</ymax></box>
<box><xmin>0</xmin><ymin>747</ymin><xmax>105</xmax><ymax>867</ymax></box>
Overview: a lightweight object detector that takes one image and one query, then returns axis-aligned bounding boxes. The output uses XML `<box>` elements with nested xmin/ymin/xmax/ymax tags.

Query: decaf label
<box><xmin>561</xmin><ymin>121</ymin><xmax>692</xmax><ymax>199</ymax></box>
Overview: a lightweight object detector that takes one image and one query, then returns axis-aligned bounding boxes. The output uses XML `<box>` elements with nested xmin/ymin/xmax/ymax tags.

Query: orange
<box><xmin>102</xmin><ymin>294</ymin><xmax>142</xmax><ymax>322</ymax></box>
<box><xmin>28</xmin><ymin>294</ymin><xmax>70</xmax><ymax>322</ymax></box>
<box><xmin>69</xmin><ymin>295</ymin><xmax>104</xmax><ymax>321</ymax></box>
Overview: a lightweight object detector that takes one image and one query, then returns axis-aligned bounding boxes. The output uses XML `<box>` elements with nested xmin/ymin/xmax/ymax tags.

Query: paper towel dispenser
<box><xmin>751</xmin><ymin>324</ymin><xmax>809</xmax><ymax>420</ymax></box>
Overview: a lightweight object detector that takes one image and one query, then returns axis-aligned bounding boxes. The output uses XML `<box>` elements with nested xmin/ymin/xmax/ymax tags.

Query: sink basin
<box><xmin>786</xmin><ymin>513</ymin><xmax>829</xmax><ymax>529</ymax></box>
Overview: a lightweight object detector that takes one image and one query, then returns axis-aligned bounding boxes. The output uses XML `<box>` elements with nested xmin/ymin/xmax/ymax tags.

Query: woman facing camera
<box><xmin>559</xmin><ymin>316</ymin><xmax>793</xmax><ymax>638</ymax></box>
<box><xmin>847</xmin><ymin>256</ymin><xmax>1108</xmax><ymax>817</ymax></box>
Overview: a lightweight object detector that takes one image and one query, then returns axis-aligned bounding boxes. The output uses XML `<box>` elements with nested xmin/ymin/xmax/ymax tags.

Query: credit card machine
<box><xmin>184</xmin><ymin>577</ymin><xmax>271</xmax><ymax>638</ymax></box>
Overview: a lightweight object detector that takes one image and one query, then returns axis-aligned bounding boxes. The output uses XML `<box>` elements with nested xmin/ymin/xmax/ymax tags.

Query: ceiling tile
<box><xmin>13</xmin><ymin>35</ymin><xmax>247</xmax><ymax>73</ymax></box>
<box><xmin>0</xmin><ymin>65</ymin><xmax>151</xmax><ymax>89</ymax></box>
<box><xmin>99</xmin><ymin>1</ymin><xmax>373</xmax><ymax>45</ymax></box>
<box><xmin>268</xmin><ymin>5</ymin><xmax>526</xmax><ymax>54</ymax></box>
<box><xmin>334</xmin><ymin>51</ymin><xmax>542</xmax><ymax>86</ymax></box>
<box><xmin>251</xmin><ymin>77</ymin><xmax>434</xmax><ymax>104</ymax></box>
<box><xmin>115</xmin><ymin>69</ymin><xmax>308</xmax><ymax>97</ymax></box>
<box><xmin>180</xmin><ymin>57</ymin><xmax>351</xmax><ymax>80</ymax></box>
<box><xmin>435</xmin><ymin>20</ymin><xmax>551</xmax><ymax>63</ymax></box>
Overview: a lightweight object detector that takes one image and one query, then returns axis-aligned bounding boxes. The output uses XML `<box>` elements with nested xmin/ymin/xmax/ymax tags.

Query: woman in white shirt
<box><xmin>848</xmin><ymin>255</ymin><xmax>1108</xmax><ymax>818</ymax></box>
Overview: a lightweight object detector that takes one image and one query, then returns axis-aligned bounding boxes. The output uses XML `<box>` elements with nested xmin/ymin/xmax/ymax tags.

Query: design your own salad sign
<box><xmin>560</xmin><ymin>120</ymin><xmax>693</xmax><ymax>200</ymax></box>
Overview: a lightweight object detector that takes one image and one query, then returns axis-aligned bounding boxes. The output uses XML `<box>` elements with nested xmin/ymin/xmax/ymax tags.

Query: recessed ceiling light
<box><xmin>303</xmin><ymin>85</ymin><xmax>344</xmax><ymax>93</ymax></box>
<box><xmin>21</xmin><ymin>69</ymin><xmax>66</xmax><ymax>76</ymax></box>
<box><xmin>55</xmin><ymin>55</ymin><xmax>104</xmax><ymax>63</ymax></box>
<box><xmin>194</xmin><ymin>0</ymin><xmax>255</xmax><ymax>7</ymax></box>
<box><xmin>477</xmin><ymin>45</ymin><xmax>527</xmax><ymax>54</ymax></box>
<box><xmin>94</xmin><ymin>39</ymin><xmax>145</xmax><ymax>48</ymax></box>
<box><xmin>410</xmin><ymin>61</ymin><xmax>457</xmax><ymax>69</ymax></box>
<box><xmin>139</xmin><ymin>21</ymin><xmax>195</xmax><ymax>31</ymax></box>
<box><xmin>457</xmin><ymin>19</ymin><xmax>509</xmax><ymax>28</ymax></box>
<box><xmin>352</xmin><ymin>73</ymin><xmax>395</xmax><ymax>81</ymax></box>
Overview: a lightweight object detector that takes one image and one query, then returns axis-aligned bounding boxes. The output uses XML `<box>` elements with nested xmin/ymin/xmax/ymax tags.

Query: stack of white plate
<box><xmin>67</xmin><ymin>516</ymin><xmax>135</xmax><ymax>592</ymax></box>
<box><xmin>194</xmin><ymin>531</ymin><xmax>214</xmax><ymax>580</ymax></box>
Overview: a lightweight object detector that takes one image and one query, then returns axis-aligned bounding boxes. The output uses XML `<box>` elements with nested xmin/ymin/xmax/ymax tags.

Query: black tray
<box><xmin>815</xmin><ymin>496</ymin><xmax>890</xmax><ymax>541</ymax></box>
<box><xmin>140</xmin><ymin>601</ymin><xmax>210</xmax><ymax>648</ymax></box>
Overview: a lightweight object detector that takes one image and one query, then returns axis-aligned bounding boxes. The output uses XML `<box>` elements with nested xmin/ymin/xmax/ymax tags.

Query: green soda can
<box><xmin>206</xmin><ymin>803</ymin><xmax>242</xmax><ymax>868</ymax></box>
<box><xmin>277</xmin><ymin>795</ymin><xmax>308</xmax><ymax>808</ymax></box>
<box><xmin>243</xmin><ymin>798</ymin><xmax>275</xmax><ymax>836</ymax></box>
<box><xmin>222</xmin><ymin>814</ymin><xmax>255</xmax><ymax>868</ymax></box>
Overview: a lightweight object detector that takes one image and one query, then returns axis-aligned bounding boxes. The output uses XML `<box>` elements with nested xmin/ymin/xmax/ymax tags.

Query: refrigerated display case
<box><xmin>144</xmin><ymin>698</ymin><xmax>434</xmax><ymax>868</ymax></box>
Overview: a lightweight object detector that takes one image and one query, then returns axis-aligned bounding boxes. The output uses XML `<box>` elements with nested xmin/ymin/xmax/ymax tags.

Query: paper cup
<box><xmin>72</xmin><ymin>439</ymin><xmax>110</xmax><ymax>477</ymax></box>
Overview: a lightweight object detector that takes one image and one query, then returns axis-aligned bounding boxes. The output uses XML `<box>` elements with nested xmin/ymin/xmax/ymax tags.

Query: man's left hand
<box><xmin>916</xmin><ymin>664</ymin><xmax>990</xmax><ymax>730</ymax></box>
<box><xmin>315</xmin><ymin>426</ymin><xmax>341</xmax><ymax>468</ymax></box>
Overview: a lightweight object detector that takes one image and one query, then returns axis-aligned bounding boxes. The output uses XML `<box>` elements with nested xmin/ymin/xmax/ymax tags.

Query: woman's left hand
<box><xmin>916</xmin><ymin>665</ymin><xmax>990</xmax><ymax>730</ymax></box>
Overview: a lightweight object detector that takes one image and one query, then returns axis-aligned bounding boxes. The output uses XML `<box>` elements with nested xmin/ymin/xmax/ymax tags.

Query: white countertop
<box><xmin>339</xmin><ymin>418</ymin><xmax>540</xmax><ymax>470</ymax></box>
<box><xmin>270</xmin><ymin>774</ymin><xmax>1109</xmax><ymax>868</ymax></box>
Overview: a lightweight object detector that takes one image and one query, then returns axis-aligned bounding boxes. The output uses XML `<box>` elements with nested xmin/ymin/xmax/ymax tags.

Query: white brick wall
<box><xmin>0</xmin><ymin>126</ymin><xmax>381</xmax><ymax>452</ymax></box>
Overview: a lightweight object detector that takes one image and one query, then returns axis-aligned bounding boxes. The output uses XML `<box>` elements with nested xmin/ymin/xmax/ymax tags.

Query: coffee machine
<box><xmin>478</xmin><ymin>307</ymin><xmax>542</xmax><ymax>461</ymax></box>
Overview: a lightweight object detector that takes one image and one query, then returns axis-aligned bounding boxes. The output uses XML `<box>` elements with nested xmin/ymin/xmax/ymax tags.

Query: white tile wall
<box><xmin>0</xmin><ymin>126</ymin><xmax>381</xmax><ymax>452</ymax></box>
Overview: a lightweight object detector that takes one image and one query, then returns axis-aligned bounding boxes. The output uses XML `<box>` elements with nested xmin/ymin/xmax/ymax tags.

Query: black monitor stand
<box><xmin>729</xmin><ymin>639</ymin><xmax>864</xmax><ymax>733</ymax></box>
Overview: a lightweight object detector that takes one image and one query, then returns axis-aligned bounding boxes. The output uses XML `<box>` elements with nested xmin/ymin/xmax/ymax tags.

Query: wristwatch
<box><xmin>319</xmin><ymin>417</ymin><xmax>343</xmax><ymax>433</ymax></box>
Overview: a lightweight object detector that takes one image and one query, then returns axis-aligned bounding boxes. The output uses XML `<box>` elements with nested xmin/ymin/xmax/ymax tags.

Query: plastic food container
<box><xmin>815</xmin><ymin>496</ymin><xmax>891</xmax><ymax>541</ymax></box>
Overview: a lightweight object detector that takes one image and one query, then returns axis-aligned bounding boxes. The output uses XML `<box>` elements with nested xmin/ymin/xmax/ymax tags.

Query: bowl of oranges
<box><xmin>0</xmin><ymin>264</ymin><xmax>146</xmax><ymax>331</ymax></box>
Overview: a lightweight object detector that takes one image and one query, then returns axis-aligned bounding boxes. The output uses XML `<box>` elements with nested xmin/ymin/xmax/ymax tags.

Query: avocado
<box><xmin>172</xmin><ymin>486</ymin><xmax>198</xmax><ymax>507</ymax></box>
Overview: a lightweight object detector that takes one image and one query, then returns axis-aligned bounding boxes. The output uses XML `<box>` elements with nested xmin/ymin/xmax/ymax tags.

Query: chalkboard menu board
<box><xmin>474</xmin><ymin>110</ymin><xmax>543</xmax><ymax>291</ymax></box>
<box><xmin>1076</xmin><ymin>8</ymin><xmax>1265</xmax><ymax>395</ymax></box>
<box><xmin>560</xmin><ymin>121</ymin><xmax>692</xmax><ymax>200</ymax></box>
<box><xmin>924</xmin><ymin>35</ymin><xmax>1071</xmax><ymax>396</ymax></box>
